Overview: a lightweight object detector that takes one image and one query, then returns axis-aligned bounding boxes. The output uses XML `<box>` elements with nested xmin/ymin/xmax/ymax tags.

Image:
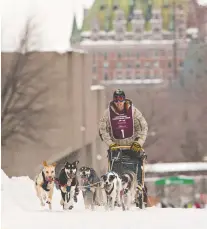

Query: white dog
<box><xmin>101</xmin><ymin>171</ymin><xmax>122</xmax><ymax>210</ymax></box>
<box><xmin>121</xmin><ymin>171</ymin><xmax>137</xmax><ymax>210</ymax></box>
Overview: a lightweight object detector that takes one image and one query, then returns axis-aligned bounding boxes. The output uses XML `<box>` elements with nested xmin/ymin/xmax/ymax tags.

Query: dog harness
<box><xmin>81</xmin><ymin>174</ymin><xmax>94</xmax><ymax>191</ymax></box>
<box><xmin>105</xmin><ymin>183</ymin><xmax>114</xmax><ymax>196</ymax></box>
<box><xmin>41</xmin><ymin>171</ymin><xmax>52</xmax><ymax>192</ymax></box>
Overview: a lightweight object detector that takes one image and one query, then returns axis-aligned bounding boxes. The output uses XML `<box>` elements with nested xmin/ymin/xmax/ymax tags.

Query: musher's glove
<box><xmin>109</xmin><ymin>143</ymin><xmax>119</xmax><ymax>151</ymax></box>
<box><xmin>130</xmin><ymin>141</ymin><xmax>142</xmax><ymax>153</ymax></box>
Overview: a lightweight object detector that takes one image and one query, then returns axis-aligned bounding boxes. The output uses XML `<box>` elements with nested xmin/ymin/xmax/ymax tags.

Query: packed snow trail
<box><xmin>1</xmin><ymin>170</ymin><xmax>207</xmax><ymax>229</ymax></box>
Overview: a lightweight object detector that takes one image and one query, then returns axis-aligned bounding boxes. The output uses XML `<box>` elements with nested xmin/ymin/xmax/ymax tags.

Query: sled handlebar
<box><xmin>111</xmin><ymin>145</ymin><xmax>145</xmax><ymax>152</ymax></box>
<box><xmin>111</xmin><ymin>146</ymin><xmax>131</xmax><ymax>149</ymax></box>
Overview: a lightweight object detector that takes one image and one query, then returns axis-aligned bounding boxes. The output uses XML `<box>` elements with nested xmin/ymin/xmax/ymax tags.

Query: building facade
<box><xmin>71</xmin><ymin>0</ymin><xmax>200</xmax><ymax>86</ymax></box>
<box><xmin>1</xmin><ymin>51</ymin><xmax>107</xmax><ymax>178</ymax></box>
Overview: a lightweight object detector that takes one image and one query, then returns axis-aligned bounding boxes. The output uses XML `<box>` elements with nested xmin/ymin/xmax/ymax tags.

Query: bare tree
<box><xmin>1</xmin><ymin>20</ymin><xmax>55</xmax><ymax>146</ymax></box>
<box><xmin>179</xmin><ymin>41</ymin><xmax>207</xmax><ymax>161</ymax></box>
<box><xmin>134</xmin><ymin>88</ymin><xmax>172</xmax><ymax>149</ymax></box>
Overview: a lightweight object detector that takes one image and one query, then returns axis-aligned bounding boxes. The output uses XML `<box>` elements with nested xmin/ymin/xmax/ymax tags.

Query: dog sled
<box><xmin>107</xmin><ymin>146</ymin><xmax>147</xmax><ymax>209</ymax></box>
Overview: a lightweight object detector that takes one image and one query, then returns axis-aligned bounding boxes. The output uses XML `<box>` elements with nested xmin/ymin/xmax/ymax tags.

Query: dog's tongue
<box><xmin>81</xmin><ymin>178</ymin><xmax>88</xmax><ymax>184</ymax></box>
<box><xmin>47</xmin><ymin>177</ymin><xmax>53</xmax><ymax>182</ymax></box>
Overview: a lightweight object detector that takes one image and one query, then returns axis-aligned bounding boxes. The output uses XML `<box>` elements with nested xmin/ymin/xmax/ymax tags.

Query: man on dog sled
<box><xmin>99</xmin><ymin>89</ymin><xmax>148</xmax><ymax>207</ymax></box>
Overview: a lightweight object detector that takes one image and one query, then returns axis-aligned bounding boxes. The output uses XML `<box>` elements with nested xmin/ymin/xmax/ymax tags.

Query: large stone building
<box><xmin>70</xmin><ymin>0</ymin><xmax>207</xmax><ymax>87</ymax></box>
<box><xmin>70</xmin><ymin>0</ymin><xmax>202</xmax><ymax>86</ymax></box>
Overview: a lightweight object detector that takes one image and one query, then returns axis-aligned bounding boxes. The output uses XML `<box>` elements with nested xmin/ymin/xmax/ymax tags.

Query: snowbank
<box><xmin>1</xmin><ymin>169</ymin><xmax>207</xmax><ymax>229</ymax></box>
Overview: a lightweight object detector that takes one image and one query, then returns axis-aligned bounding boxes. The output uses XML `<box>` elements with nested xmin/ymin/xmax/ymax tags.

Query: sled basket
<box><xmin>107</xmin><ymin>146</ymin><xmax>141</xmax><ymax>176</ymax></box>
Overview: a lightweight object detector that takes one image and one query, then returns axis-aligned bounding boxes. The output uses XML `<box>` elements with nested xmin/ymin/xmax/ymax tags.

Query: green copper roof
<box><xmin>81</xmin><ymin>0</ymin><xmax>189</xmax><ymax>32</ymax></box>
<box><xmin>70</xmin><ymin>15</ymin><xmax>81</xmax><ymax>44</ymax></box>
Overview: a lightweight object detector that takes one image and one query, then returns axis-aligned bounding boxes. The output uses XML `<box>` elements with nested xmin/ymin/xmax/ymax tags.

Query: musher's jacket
<box><xmin>99</xmin><ymin>99</ymin><xmax>148</xmax><ymax>147</ymax></box>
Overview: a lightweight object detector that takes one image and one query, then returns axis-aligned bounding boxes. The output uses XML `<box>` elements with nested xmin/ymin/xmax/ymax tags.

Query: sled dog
<box><xmin>121</xmin><ymin>171</ymin><xmax>137</xmax><ymax>210</ymax></box>
<box><xmin>79</xmin><ymin>166</ymin><xmax>101</xmax><ymax>210</ymax></box>
<box><xmin>101</xmin><ymin>171</ymin><xmax>122</xmax><ymax>210</ymax></box>
<box><xmin>35</xmin><ymin>161</ymin><xmax>56</xmax><ymax>210</ymax></box>
<box><xmin>58</xmin><ymin>160</ymin><xmax>79</xmax><ymax>210</ymax></box>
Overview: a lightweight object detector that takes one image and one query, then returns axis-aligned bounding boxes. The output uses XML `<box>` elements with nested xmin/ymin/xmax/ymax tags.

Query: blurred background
<box><xmin>1</xmin><ymin>0</ymin><xmax>207</xmax><ymax>208</ymax></box>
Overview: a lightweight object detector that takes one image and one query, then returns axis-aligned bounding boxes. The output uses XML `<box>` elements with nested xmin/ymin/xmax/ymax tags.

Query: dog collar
<box><xmin>105</xmin><ymin>183</ymin><xmax>114</xmax><ymax>196</ymax></box>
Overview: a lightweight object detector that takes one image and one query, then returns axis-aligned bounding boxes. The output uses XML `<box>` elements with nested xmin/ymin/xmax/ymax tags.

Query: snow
<box><xmin>145</xmin><ymin>162</ymin><xmax>207</xmax><ymax>173</ymax></box>
<box><xmin>90</xmin><ymin>85</ymin><xmax>105</xmax><ymax>91</ymax></box>
<box><xmin>1</xmin><ymin>169</ymin><xmax>207</xmax><ymax>229</ymax></box>
<box><xmin>187</xmin><ymin>28</ymin><xmax>199</xmax><ymax>34</ymax></box>
<box><xmin>101</xmin><ymin>79</ymin><xmax>164</xmax><ymax>85</ymax></box>
<box><xmin>80</xmin><ymin>39</ymin><xmax>176</xmax><ymax>46</ymax></box>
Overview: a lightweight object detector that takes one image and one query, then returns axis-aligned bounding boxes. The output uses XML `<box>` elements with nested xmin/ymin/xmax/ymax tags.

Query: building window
<box><xmin>135</xmin><ymin>72</ymin><xmax>141</xmax><ymax>79</ymax></box>
<box><xmin>198</xmin><ymin>58</ymin><xmax>202</xmax><ymax>63</ymax></box>
<box><xmin>92</xmin><ymin>65</ymin><xmax>96</xmax><ymax>73</ymax></box>
<box><xmin>160</xmin><ymin>50</ymin><xmax>165</xmax><ymax>56</ymax></box>
<box><xmin>154</xmin><ymin>50</ymin><xmax>159</xmax><ymax>56</ymax></box>
<box><xmin>168</xmin><ymin>50</ymin><xmax>172</xmax><ymax>56</ymax></box>
<box><xmin>126</xmin><ymin>72</ymin><xmax>131</xmax><ymax>79</ymax></box>
<box><xmin>144</xmin><ymin>72</ymin><xmax>150</xmax><ymax>79</ymax></box>
<box><xmin>92</xmin><ymin>53</ymin><xmax>96</xmax><ymax>62</ymax></box>
<box><xmin>136</xmin><ymin>62</ymin><xmax>140</xmax><ymax>68</ymax></box>
<box><xmin>127</xmin><ymin>52</ymin><xmax>131</xmax><ymax>57</ymax></box>
<box><xmin>135</xmin><ymin>27</ymin><xmax>142</xmax><ymax>33</ymax></box>
<box><xmin>168</xmin><ymin>62</ymin><xmax>172</xmax><ymax>68</ymax></box>
<box><xmin>116</xmin><ymin>72</ymin><xmax>122</xmax><ymax>79</ymax></box>
<box><xmin>117</xmin><ymin>53</ymin><xmax>122</xmax><ymax>59</ymax></box>
<box><xmin>104</xmin><ymin>73</ymin><xmax>108</xmax><ymax>80</ymax></box>
<box><xmin>154</xmin><ymin>28</ymin><xmax>160</xmax><ymax>33</ymax></box>
<box><xmin>117</xmin><ymin>62</ymin><xmax>122</xmax><ymax>68</ymax></box>
<box><xmin>155</xmin><ymin>14</ymin><xmax>160</xmax><ymax>20</ymax></box>
<box><xmin>127</xmin><ymin>63</ymin><xmax>132</xmax><ymax>68</ymax></box>
<box><xmin>153</xmin><ymin>61</ymin><xmax>159</xmax><ymax>67</ymax></box>
<box><xmin>179</xmin><ymin>61</ymin><xmax>184</xmax><ymax>67</ymax></box>
<box><xmin>100</xmin><ymin>5</ymin><xmax>106</xmax><ymax>11</ymax></box>
<box><xmin>144</xmin><ymin>62</ymin><xmax>150</xmax><ymax>68</ymax></box>
<box><xmin>151</xmin><ymin>72</ymin><xmax>154</xmax><ymax>79</ymax></box>
<box><xmin>104</xmin><ymin>52</ymin><xmax>107</xmax><ymax>60</ymax></box>
<box><xmin>103</xmin><ymin>62</ymin><xmax>109</xmax><ymax>68</ymax></box>
<box><xmin>113</xmin><ymin>5</ymin><xmax>118</xmax><ymax>11</ymax></box>
<box><xmin>136</xmin><ymin>53</ymin><xmax>139</xmax><ymax>58</ymax></box>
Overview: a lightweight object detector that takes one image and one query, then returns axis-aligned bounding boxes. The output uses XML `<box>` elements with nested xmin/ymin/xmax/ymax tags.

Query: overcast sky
<box><xmin>1</xmin><ymin>0</ymin><xmax>207</xmax><ymax>52</ymax></box>
<box><xmin>1</xmin><ymin>0</ymin><xmax>94</xmax><ymax>52</ymax></box>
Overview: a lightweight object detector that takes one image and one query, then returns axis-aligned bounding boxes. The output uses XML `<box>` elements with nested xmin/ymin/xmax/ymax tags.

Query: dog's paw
<box><xmin>41</xmin><ymin>202</ymin><xmax>45</xmax><ymax>206</ymax></box>
<box><xmin>60</xmin><ymin>199</ymin><xmax>64</xmax><ymax>206</ymax></box>
<box><xmin>74</xmin><ymin>195</ymin><xmax>78</xmax><ymax>203</ymax></box>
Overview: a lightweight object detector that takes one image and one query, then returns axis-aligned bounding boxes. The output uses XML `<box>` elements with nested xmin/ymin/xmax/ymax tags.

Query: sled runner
<box><xmin>107</xmin><ymin>146</ymin><xmax>147</xmax><ymax>209</ymax></box>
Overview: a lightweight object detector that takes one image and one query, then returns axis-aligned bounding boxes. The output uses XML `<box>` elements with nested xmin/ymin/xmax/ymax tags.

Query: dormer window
<box><xmin>155</xmin><ymin>14</ymin><xmax>159</xmax><ymax>20</ymax></box>
<box><xmin>135</xmin><ymin>28</ymin><xmax>142</xmax><ymax>33</ymax></box>
<box><xmin>135</xmin><ymin>14</ymin><xmax>141</xmax><ymax>20</ymax></box>
<box><xmin>100</xmin><ymin>5</ymin><xmax>106</xmax><ymax>11</ymax></box>
<box><xmin>154</xmin><ymin>28</ymin><xmax>160</xmax><ymax>33</ymax></box>
<box><xmin>92</xmin><ymin>27</ymin><xmax>98</xmax><ymax>33</ymax></box>
<box><xmin>113</xmin><ymin>5</ymin><xmax>118</xmax><ymax>11</ymax></box>
<box><xmin>117</xmin><ymin>26</ymin><xmax>123</xmax><ymax>33</ymax></box>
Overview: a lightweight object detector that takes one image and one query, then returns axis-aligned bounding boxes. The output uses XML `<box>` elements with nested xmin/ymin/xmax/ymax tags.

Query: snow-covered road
<box><xmin>1</xmin><ymin>170</ymin><xmax>207</xmax><ymax>229</ymax></box>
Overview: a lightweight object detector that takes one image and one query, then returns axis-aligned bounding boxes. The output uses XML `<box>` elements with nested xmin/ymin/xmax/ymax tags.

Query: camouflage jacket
<box><xmin>99</xmin><ymin>100</ymin><xmax>148</xmax><ymax>147</ymax></box>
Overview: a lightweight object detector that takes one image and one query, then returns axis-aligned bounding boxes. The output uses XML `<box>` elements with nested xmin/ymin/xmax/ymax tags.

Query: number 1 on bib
<box><xmin>121</xmin><ymin>129</ymin><xmax>125</xmax><ymax>138</ymax></box>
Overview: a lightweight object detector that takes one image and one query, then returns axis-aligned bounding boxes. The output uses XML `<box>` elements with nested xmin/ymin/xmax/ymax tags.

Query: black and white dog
<box><xmin>79</xmin><ymin>166</ymin><xmax>101</xmax><ymax>210</ymax></box>
<box><xmin>121</xmin><ymin>171</ymin><xmax>137</xmax><ymax>210</ymax></box>
<box><xmin>101</xmin><ymin>171</ymin><xmax>122</xmax><ymax>210</ymax></box>
<box><xmin>58</xmin><ymin>160</ymin><xmax>79</xmax><ymax>210</ymax></box>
